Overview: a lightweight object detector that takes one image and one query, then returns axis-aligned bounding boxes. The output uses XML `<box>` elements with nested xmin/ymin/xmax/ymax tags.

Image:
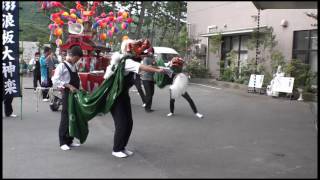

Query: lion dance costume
<box><xmin>154</xmin><ymin>57</ymin><xmax>204</xmax><ymax>118</ymax></box>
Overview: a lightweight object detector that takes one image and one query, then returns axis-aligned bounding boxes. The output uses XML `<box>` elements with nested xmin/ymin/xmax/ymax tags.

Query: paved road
<box><xmin>3</xmin><ymin>76</ymin><xmax>317</xmax><ymax>178</ymax></box>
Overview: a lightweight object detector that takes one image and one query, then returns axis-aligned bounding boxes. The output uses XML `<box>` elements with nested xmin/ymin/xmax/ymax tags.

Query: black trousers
<box><xmin>3</xmin><ymin>96</ymin><xmax>14</xmax><ymax>117</ymax></box>
<box><xmin>142</xmin><ymin>80</ymin><xmax>155</xmax><ymax>110</ymax></box>
<box><xmin>59</xmin><ymin>90</ymin><xmax>74</xmax><ymax>146</ymax></box>
<box><xmin>33</xmin><ymin>72</ymin><xmax>41</xmax><ymax>90</ymax></box>
<box><xmin>134</xmin><ymin>74</ymin><xmax>145</xmax><ymax>104</ymax></box>
<box><xmin>110</xmin><ymin>90</ymin><xmax>133</xmax><ymax>152</ymax></box>
<box><xmin>170</xmin><ymin>91</ymin><xmax>198</xmax><ymax>114</ymax></box>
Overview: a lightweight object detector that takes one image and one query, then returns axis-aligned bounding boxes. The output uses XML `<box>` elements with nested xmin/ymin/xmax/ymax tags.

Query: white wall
<box><xmin>187</xmin><ymin>1</ymin><xmax>317</xmax><ymax>77</ymax></box>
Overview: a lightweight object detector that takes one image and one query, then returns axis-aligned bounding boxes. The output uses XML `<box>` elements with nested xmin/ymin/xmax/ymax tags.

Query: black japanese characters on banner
<box><xmin>2</xmin><ymin>1</ymin><xmax>21</xmax><ymax>98</ymax></box>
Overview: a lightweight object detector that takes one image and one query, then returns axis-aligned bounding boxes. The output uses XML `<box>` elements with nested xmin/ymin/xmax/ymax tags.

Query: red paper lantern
<box><xmin>108</xmin><ymin>30</ymin><xmax>113</xmax><ymax>37</ymax></box>
<box><xmin>100</xmin><ymin>33</ymin><xmax>107</xmax><ymax>41</ymax></box>
<box><xmin>122</xmin><ymin>12</ymin><xmax>128</xmax><ymax>19</ymax></box>
<box><xmin>126</xmin><ymin>17</ymin><xmax>133</xmax><ymax>24</ymax></box>
<box><xmin>100</xmin><ymin>22</ymin><xmax>107</xmax><ymax>28</ymax></box>
<box><xmin>101</xmin><ymin>12</ymin><xmax>107</xmax><ymax>17</ymax></box>
<box><xmin>70</xmin><ymin>13</ymin><xmax>77</xmax><ymax>19</ymax></box>
<box><xmin>121</xmin><ymin>22</ymin><xmax>128</xmax><ymax>30</ymax></box>
<box><xmin>54</xmin><ymin>28</ymin><xmax>63</xmax><ymax>37</ymax></box>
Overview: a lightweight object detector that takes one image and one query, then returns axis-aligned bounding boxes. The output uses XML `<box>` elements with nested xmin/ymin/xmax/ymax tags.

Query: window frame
<box><xmin>221</xmin><ymin>35</ymin><xmax>249</xmax><ymax>77</ymax></box>
<box><xmin>292</xmin><ymin>29</ymin><xmax>318</xmax><ymax>65</ymax></box>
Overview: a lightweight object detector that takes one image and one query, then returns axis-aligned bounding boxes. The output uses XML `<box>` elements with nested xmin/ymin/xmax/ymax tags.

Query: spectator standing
<box><xmin>40</xmin><ymin>47</ymin><xmax>53</xmax><ymax>101</ymax></box>
<box><xmin>29</xmin><ymin>52</ymin><xmax>41</xmax><ymax>92</ymax></box>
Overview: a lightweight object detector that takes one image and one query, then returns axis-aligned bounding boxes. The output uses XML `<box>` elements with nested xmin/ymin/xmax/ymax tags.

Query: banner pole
<box><xmin>20</xmin><ymin>79</ymin><xmax>22</xmax><ymax>120</ymax></box>
<box><xmin>20</xmin><ymin>41</ymin><xmax>23</xmax><ymax>120</ymax></box>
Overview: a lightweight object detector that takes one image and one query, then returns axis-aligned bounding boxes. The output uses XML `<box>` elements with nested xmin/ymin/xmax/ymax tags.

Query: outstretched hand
<box><xmin>159</xmin><ymin>67</ymin><xmax>173</xmax><ymax>78</ymax></box>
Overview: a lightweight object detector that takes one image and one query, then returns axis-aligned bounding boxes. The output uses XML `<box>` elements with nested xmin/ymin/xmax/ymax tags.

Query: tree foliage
<box><xmin>209</xmin><ymin>33</ymin><xmax>223</xmax><ymax>54</ymax></box>
<box><xmin>20</xmin><ymin>1</ymin><xmax>187</xmax><ymax>54</ymax></box>
<box><xmin>185</xmin><ymin>57</ymin><xmax>210</xmax><ymax>78</ymax></box>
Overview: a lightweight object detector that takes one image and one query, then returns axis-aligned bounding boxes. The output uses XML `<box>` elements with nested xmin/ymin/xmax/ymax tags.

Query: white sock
<box><xmin>60</xmin><ymin>144</ymin><xmax>70</xmax><ymax>151</ymax></box>
<box><xmin>70</xmin><ymin>142</ymin><xmax>81</xmax><ymax>147</ymax></box>
<box><xmin>196</xmin><ymin>113</ymin><xmax>203</xmax><ymax>118</ymax></box>
<box><xmin>112</xmin><ymin>151</ymin><xmax>128</xmax><ymax>158</ymax></box>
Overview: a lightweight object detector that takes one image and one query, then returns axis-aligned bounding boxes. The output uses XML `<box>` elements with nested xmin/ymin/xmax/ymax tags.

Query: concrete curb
<box><xmin>189</xmin><ymin>78</ymin><xmax>250</xmax><ymax>91</ymax></box>
<box><xmin>190</xmin><ymin>78</ymin><xmax>317</xmax><ymax>102</ymax></box>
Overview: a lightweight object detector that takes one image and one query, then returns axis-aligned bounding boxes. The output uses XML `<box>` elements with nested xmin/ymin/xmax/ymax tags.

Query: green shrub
<box><xmin>270</xmin><ymin>50</ymin><xmax>286</xmax><ymax>73</ymax></box>
<box><xmin>221</xmin><ymin>67</ymin><xmax>234</xmax><ymax>82</ymax></box>
<box><xmin>284</xmin><ymin>59</ymin><xmax>316</xmax><ymax>92</ymax></box>
<box><xmin>185</xmin><ymin>57</ymin><xmax>210</xmax><ymax>78</ymax></box>
<box><xmin>219</xmin><ymin>50</ymin><xmax>238</xmax><ymax>82</ymax></box>
<box><xmin>238</xmin><ymin>61</ymin><xmax>255</xmax><ymax>85</ymax></box>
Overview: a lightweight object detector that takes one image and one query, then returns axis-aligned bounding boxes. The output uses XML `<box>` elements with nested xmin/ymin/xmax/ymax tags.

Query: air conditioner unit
<box><xmin>195</xmin><ymin>44</ymin><xmax>206</xmax><ymax>55</ymax></box>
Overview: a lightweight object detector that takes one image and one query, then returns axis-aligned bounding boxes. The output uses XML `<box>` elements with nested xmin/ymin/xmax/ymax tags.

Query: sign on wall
<box><xmin>248</xmin><ymin>74</ymin><xmax>264</xmax><ymax>88</ymax></box>
<box><xmin>271</xmin><ymin>77</ymin><xmax>295</xmax><ymax>93</ymax></box>
<box><xmin>2</xmin><ymin>1</ymin><xmax>20</xmax><ymax>98</ymax></box>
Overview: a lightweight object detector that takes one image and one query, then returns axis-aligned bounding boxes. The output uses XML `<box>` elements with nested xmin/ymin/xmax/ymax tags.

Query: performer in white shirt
<box><xmin>52</xmin><ymin>46</ymin><xmax>83</xmax><ymax>151</ymax></box>
<box><xmin>103</xmin><ymin>38</ymin><xmax>169</xmax><ymax>158</ymax></box>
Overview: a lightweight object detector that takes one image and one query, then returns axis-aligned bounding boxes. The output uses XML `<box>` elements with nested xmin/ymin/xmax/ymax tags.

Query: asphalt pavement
<box><xmin>2</xmin><ymin>76</ymin><xmax>317</xmax><ymax>178</ymax></box>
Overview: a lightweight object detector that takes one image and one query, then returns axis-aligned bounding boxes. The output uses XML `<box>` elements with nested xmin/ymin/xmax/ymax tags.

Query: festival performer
<box><xmin>104</xmin><ymin>39</ymin><xmax>170</xmax><ymax>158</ymax></box>
<box><xmin>52</xmin><ymin>46</ymin><xmax>83</xmax><ymax>151</ymax></box>
<box><xmin>141</xmin><ymin>47</ymin><xmax>157</xmax><ymax>112</ymax></box>
<box><xmin>155</xmin><ymin>57</ymin><xmax>204</xmax><ymax>119</ymax></box>
<box><xmin>65</xmin><ymin>39</ymin><xmax>172</xmax><ymax>157</ymax></box>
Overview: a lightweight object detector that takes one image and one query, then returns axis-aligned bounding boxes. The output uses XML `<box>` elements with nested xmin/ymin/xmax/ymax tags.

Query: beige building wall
<box><xmin>187</xmin><ymin>1</ymin><xmax>317</xmax><ymax>78</ymax></box>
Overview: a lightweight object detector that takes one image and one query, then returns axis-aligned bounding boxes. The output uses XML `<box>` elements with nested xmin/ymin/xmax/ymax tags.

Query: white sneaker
<box><xmin>167</xmin><ymin>112</ymin><xmax>173</xmax><ymax>117</ymax></box>
<box><xmin>195</xmin><ymin>113</ymin><xmax>204</xmax><ymax>119</ymax></box>
<box><xmin>9</xmin><ymin>114</ymin><xmax>17</xmax><ymax>118</ymax></box>
<box><xmin>60</xmin><ymin>144</ymin><xmax>71</xmax><ymax>151</ymax></box>
<box><xmin>43</xmin><ymin>99</ymin><xmax>49</xmax><ymax>102</ymax></box>
<box><xmin>70</xmin><ymin>142</ymin><xmax>81</xmax><ymax>147</ymax></box>
<box><xmin>142</xmin><ymin>103</ymin><xmax>146</xmax><ymax>107</ymax></box>
<box><xmin>123</xmin><ymin>149</ymin><xmax>134</xmax><ymax>156</ymax></box>
<box><xmin>112</xmin><ymin>151</ymin><xmax>128</xmax><ymax>158</ymax></box>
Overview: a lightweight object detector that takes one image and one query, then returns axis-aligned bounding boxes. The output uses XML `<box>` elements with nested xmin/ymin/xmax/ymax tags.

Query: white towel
<box><xmin>170</xmin><ymin>73</ymin><xmax>189</xmax><ymax>99</ymax></box>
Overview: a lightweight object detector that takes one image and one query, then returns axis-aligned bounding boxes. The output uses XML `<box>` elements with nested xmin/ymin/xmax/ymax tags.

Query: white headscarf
<box><xmin>120</xmin><ymin>39</ymin><xmax>136</xmax><ymax>55</ymax></box>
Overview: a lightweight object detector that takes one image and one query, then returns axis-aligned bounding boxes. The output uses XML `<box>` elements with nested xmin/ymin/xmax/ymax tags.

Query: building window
<box><xmin>221</xmin><ymin>35</ymin><xmax>249</xmax><ymax>77</ymax></box>
<box><xmin>293</xmin><ymin>29</ymin><xmax>318</xmax><ymax>73</ymax></box>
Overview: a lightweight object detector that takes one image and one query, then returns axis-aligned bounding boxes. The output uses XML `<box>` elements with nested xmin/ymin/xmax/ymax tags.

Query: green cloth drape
<box><xmin>154</xmin><ymin>58</ymin><xmax>171</xmax><ymax>88</ymax></box>
<box><xmin>67</xmin><ymin>56</ymin><xmax>176</xmax><ymax>144</ymax></box>
<box><xmin>68</xmin><ymin>60</ymin><xmax>125</xmax><ymax>144</ymax></box>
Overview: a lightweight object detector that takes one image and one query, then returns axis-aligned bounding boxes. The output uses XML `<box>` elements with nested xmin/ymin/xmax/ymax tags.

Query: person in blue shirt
<box><xmin>39</xmin><ymin>47</ymin><xmax>54</xmax><ymax>101</ymax></box>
